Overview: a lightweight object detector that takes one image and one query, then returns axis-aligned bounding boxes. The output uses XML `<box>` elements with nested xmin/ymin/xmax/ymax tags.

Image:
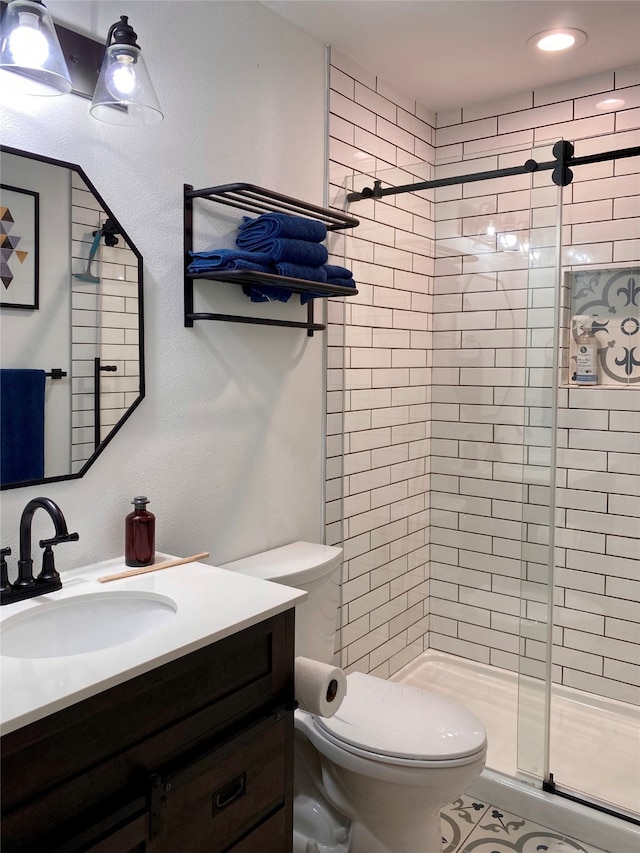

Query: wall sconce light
<box><xmin>90</xmin><ymin>16</ymin><xmax>163</xmax><ymax>126</ymax></box>
<box><xmin>0</xmin><ymin>3</ymin><xmax>162</xmax><ymax>125</ymax></box>
<box><xmin>0</xmin><ymin>0</ymin><xmax>71</xmax><ymax>95</ymax></box>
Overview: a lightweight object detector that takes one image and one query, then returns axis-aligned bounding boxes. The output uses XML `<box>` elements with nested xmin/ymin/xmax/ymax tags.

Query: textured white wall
<box><xmin>0</xmin><ymin>1</ymin><xmax>327</xmax><ymax>569</ymax></box>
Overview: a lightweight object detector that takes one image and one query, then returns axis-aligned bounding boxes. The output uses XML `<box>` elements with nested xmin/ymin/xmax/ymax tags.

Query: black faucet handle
<box><xmin>36</xmin><ymin>533</ymin><xmax>78</xmax><ymax>586</ymax></box>
<box><xmin>39</xmin><ymin>532</ymin><xmax>80</xmax><ymax>548</ymax></box>
<box><xmin>38</xmin><ymin>544</ymin><xmax>59</xmax><ymax>584</ymax></box>
<box><xmin>1</xmin><ymin>547</ymin><xmax>12</xmax><ymax>594</ymax></box>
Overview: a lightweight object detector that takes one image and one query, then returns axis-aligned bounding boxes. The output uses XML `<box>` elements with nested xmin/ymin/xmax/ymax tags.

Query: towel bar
<box><xmin>183</xmin><ymin>183</ymin><xmax>359</xmax><ymax>335</ymax></box>
<box><xmin>185</xmin><ymin>183</ymin><xmax>359</xmax><ymax>231</ymax></box>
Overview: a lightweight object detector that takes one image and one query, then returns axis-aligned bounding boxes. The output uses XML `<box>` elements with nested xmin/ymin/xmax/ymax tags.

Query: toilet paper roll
<box><xmin>295</xmin><ymin>656</ymin><xmax>347</xmax><ymax>718</ymax></box>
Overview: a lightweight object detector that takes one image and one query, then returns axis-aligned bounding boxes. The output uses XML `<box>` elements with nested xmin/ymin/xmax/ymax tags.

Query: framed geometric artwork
<box><xmin>1</xmin><ymin>184</ymin><xmax>39</xmax><ymax>310</ymax></box>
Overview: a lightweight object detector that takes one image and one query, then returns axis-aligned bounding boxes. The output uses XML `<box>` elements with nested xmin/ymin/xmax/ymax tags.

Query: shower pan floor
<box><xmin>393</xmin><ymin>650</ymin><xmax>640</xmax><ymax>816</ymax></box>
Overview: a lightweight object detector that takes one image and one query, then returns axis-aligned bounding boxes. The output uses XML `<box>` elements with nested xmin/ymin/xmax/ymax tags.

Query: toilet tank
<box><xmin>221</xmin><ymin>542</ymin><xmax>342</xmax><ymax>664</ymax></box>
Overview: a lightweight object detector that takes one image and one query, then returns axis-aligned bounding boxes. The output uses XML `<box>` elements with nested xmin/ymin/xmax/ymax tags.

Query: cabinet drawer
<box><xmin>228</xmin><ymin>807</ymin><xmax>289</xmax><ymax>853</ymax></box>
<box><xmin>150</xmin><ymin>713</ymin><xmax>288</xmax><ymax>853</ymax></box>
<box><xmin>81</xmin><ymin>812</ymin><xmax>148</xmax><ymax>853</ymax></box>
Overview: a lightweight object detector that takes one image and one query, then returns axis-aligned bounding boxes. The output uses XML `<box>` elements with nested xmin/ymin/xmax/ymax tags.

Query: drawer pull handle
<box><xmin>213</xmin><ymin>772</ymin><xmax>247</xmax><ymax>812</ymax></box>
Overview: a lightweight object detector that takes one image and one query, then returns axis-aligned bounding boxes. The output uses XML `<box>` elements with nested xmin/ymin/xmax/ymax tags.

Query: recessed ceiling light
<box><xmin>595</xmin><ymin>97</ymin><xmax>626</xmax><ymax>111</ymax></box>
<box><xmin>527</xmin><ymin>28</ymin><xmax>588</xmax><ymax>52</ymax></box>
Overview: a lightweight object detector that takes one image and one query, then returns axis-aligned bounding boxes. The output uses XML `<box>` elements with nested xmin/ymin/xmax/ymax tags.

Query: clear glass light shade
<box><xmin>90</xmin><ymin>43</ymin><xmax>163</xmax><ymax>126</ymax></box>
<box><xmin>0</xmin><ymin>0</ymin><xmax>72</xmax><ymax>95</ymax></box>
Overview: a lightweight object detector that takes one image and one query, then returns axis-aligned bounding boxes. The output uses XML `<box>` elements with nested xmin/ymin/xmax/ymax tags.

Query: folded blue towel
<box><xmin>324</xmin><ymin>264</ymin><xmax>353</xmax><ymax>281</ymax></box>
<box><xmin>188</xmin><ymin>249</ymin><xmax>272</xmax><ymax>273</ymax></box>
<box><xmin>1</xmin><ymin>368</ymin><xmax>46</xmax><ymax>485</ymax></box>
<box><xmin>235</xmin><ymin>237</ymin><xmax>328</xmax><ymax>267</ymax></box>
<box><xmin>237</xmin><ymin>213</ymin><xmax>327</xmax><ymax>249</ymax></box>
<box><xmin>274</xmin><ymin>263</ymin><xmax>328</xmax><ymax>283</ymax></box>
<box><xmin>191</xmin><ymin>258</ymin><xmax>272</xmax><ymax>274</ymax></box>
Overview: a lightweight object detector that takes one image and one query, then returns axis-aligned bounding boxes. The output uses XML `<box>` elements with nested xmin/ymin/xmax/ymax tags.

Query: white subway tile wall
<box><xmin>327</xmin><ymin>49</ymin><xmax>434</xmax><ymax>677</ymax></box>
<box><xmin>328</xmin><ymin>54</ymin><xmax>640</xmax><ymax>703</ymax></box>
<box><xmin>71</xmin><ymin>174</ymin><xmax>140</xmax><ymax>471</ymax></box>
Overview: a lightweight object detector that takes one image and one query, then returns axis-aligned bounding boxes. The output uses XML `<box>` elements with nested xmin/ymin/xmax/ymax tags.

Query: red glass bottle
<box><xmin>125</xmin><ymin>496</ymin><xmax>155</xmax><ymax>567</ymax></box>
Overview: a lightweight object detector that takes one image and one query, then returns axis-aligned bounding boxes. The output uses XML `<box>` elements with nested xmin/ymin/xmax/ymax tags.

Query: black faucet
<box><xmin>1</xmin><ymin>497</ymin><xmax>79</xmax><ymax>605</ymax></box>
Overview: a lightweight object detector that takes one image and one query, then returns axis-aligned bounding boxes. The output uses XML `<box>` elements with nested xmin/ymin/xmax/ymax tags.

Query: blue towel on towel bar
<box><xmin>237</xmin><ymin>213</ymin><xmax>327</xmax><ymax>249</ymax></box>
<box><xmin>0</xmin><ymin>368</ymin><xmax>46</xmax><ymax>485</ymax></box>
<box><xmin>243</xmin><ymin>285</ymin><xmax>292</xmax><ymax>304</ymax></box>
<box><xmin>274</xmin><ymin>263</ymin><xmax>328</xmax><ymax>283</ymax></box>
<box><xmin>187</xmin><ymin>249</ymin><xmax>272</xmax><ymax>273</ymax></box>
<box><xmin>242</xmin><ymin>265</ymin><xmax>327</xmax><ymax>304</ymax></box>
<box><xmin>301</xmin><ymin>278</ymin><xmax>356</xmax><ymax>305</ymax></box>
<box><xmin>299</xmin><ymin>263</ymin><xmax>356</xmax><ymax>304</ymax></box>
<box><xmin>243</xmin><ymin>263</ymin><xmax>326</xmax><ymax>305</ymax></box>
<box><xmin>235</xmin><ymin>237</ymin><xmax>328</xmax><ymax>268</ymax></box>
<box><xmin>324</xmin><ymin>264</ymin><xmax>353</xmax><ymax>282</ymax></box>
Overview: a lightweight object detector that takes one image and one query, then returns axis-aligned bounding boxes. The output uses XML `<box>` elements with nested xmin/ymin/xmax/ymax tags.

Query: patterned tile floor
<box><xmin>441</xmin><ymin>795</ymin><xmax>609</xmax><ymax>853</ymax></box>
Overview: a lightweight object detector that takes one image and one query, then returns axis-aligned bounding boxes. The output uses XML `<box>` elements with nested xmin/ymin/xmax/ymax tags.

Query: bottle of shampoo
<box><xmin>125</xmin><ymin>496</ymin><xmax>155</xmax><ymax>567</ymax></box>
<box><xmin>574</xmin><ymin>322</ymin><xmax>598</xmax><ymax>385</ymax></box>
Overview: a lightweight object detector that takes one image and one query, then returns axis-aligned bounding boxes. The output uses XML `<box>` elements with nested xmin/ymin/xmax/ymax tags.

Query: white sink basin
<box><xmin>0</xmin><ymin>591</ymin><xmax>177</xmax><ymax>659</ymax></box>
<box><xmin>0</xmin><ymin>553</ymin><xmax>307</xmax><ymax>736</ymax></box>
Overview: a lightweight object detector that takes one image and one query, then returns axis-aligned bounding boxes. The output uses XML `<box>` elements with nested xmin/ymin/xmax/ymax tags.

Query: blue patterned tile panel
<box><xmin>569</xmin><ymin>268</ymin><xmax>640</xmax><ymax>386</ymax></box>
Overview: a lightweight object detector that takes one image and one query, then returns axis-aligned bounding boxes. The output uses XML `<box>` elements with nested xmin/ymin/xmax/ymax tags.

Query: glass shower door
<box><xmin>545</xmin><ymin>132</ymin><xmax>640</xmax><ymax>817</ymax></box>
<box><xmin>518</xmin><ymin>132</ymin><xmax>640</xmax><ymax>820</ymax></box>
<box><xmin>517</xmin><ymin>141</ymin><xmax>563</xmax><ymax>785</ymax></box>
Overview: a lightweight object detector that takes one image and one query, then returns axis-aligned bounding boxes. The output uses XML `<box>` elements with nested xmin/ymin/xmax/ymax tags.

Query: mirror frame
<box><xmin>0</xmin><ymin>145</ymin><xmax>145</xmax><ymax>490</ymax></box>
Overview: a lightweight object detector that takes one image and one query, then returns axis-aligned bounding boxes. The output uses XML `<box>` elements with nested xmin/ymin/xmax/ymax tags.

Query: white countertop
<box><xmin>0</xmin><ymin>554</ymin><xmax>306</xmax><ymax>736</ymax></box>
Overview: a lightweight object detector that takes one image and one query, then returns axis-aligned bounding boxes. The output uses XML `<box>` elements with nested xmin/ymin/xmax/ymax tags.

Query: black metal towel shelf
<box><xmin>185</xmin><ymin>183</ymin><xmax>359</xmax><ymax>230</ymax></box>
<box><xmin>184</xmin><ymin>183</ymin><xmax>359</xmax><ymax>336</ymax></box>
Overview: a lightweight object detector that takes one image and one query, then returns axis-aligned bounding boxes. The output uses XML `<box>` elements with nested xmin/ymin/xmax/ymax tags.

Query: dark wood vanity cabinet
<box><xmin>1</xmin><ymin>610</ymin><xmax>295</xmax><ymax>853</ymax></box>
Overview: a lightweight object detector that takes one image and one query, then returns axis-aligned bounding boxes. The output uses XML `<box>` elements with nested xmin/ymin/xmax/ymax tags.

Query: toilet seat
<box><xmin>313</xmin><ymin>672</ymin><xmax>487</xmax><ymax>768</ymax></box>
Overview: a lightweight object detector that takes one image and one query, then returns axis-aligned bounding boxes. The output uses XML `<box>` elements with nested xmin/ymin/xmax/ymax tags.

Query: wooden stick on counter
<box><xmin>98</xmin><ymin>552</ymin><xmax>210</xmax><ymax>583</ymax></box>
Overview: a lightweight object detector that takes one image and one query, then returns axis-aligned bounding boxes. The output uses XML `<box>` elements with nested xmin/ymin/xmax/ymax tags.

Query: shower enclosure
<box><xmin>330</xmin><ymin>134</ymin><xmax>639</xmax><ymax>827</ymax></box>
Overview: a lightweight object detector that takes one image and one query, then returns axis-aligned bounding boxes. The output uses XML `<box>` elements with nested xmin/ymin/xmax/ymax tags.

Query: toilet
<box><xmin>223</xmin><ymin>542</ymin><xmax>487</xmax><ymax>853</ymax></box>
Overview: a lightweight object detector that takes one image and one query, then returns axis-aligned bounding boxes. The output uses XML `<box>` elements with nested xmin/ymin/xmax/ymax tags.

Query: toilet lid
<box><xmin>314</xmin><ymin>672</ymin><xmax>486</xmax><ymax>762</ymax></box>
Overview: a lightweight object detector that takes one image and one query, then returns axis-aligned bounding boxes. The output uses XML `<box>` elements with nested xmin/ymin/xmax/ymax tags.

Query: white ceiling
<box><xmin>263</xmin><ymin>1</ymin><xmax>640</xmax><ymax>113</ymax></box>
